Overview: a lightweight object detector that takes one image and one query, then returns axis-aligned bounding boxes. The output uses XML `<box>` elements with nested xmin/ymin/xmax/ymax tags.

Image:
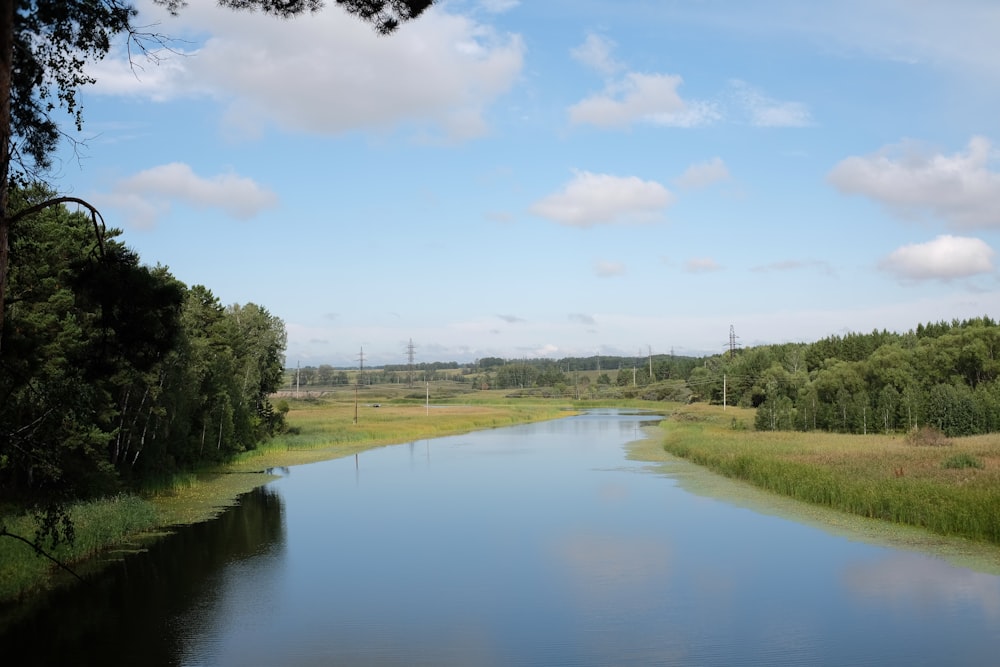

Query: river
<box><xmin>3</xmin><ymin>409</ymin><xmax>1000</xmax><ymax>665</ymax></box>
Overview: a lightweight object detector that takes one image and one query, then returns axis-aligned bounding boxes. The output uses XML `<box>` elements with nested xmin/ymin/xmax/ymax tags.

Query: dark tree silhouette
<box><xmin>0</xmin><ymin>0</ymin><xmax>434</xmax><ymax>351</ymax></box>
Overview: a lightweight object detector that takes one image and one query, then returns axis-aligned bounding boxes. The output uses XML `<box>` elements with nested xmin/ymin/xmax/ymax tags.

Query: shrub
<box><xmin>942</xmin><ymin>453</ymin><xmax>984</xmax><ymax>470</ymax></box>
<box><xmin>906</xmin><ymin>425</ymin><xmax>950</xmax><ymax>447</ymax></box>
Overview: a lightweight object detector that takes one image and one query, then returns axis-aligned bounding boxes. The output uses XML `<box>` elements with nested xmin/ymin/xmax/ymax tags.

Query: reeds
<box><xmin>1</xmin><ymin>494</ymin><xmax>157</xmax><ymax>601</ymax></box>
<box><xmin>660</xmin><ymin>404</ymin><xmax>1000</xmax><ymax>545</ymax></box>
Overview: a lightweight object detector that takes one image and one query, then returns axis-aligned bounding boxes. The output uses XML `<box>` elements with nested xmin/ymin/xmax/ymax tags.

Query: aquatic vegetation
<box><xmin>659</xmin><ymin>404</ymin><xmax>1000</xmax><ymax>545</ymax></box>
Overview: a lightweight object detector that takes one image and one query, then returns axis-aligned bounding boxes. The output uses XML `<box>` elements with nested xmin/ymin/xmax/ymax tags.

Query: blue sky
<box><xmin>55</xmin><ymin>0</ymin><xmax>1000</xmax><ymax>366</ymax></box>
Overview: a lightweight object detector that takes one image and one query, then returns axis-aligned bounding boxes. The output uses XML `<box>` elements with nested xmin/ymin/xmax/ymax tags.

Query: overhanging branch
<box><xmin>9</xmin><ymin>196</ymin><xmax>107</xmax><ymax>258</ymax></box>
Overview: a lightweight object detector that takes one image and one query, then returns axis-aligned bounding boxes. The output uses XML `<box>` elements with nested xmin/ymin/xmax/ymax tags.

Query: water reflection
<box><xmin>3</xmin><ymin>411</ymin><xmax>1000</xmax><ymax>666</ymax></box>
<box><xmin>1</xmin><ymin>485</ymin><xmax>286</xmax><ymax>667</ymax></box>
<box><xmin>844</xmin><ymin>551</ymin><xmax>1000</xmax><ymax>617</ymax></box>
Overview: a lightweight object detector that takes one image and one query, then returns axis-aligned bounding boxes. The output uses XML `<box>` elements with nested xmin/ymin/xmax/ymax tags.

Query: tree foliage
<box><xmin>685</xmin><ymin>318</ymin><xmax>1000</xmax><ymax>437</ymax></box>
<box><xmin>0</xmin><ymin>0</ymin><xmax>434</xmax><ymax>351</ymax></box>
<box><xmin>0</xmin><ymin>190</ymin><xmax>287</xmax><ymax>529</ymax></box>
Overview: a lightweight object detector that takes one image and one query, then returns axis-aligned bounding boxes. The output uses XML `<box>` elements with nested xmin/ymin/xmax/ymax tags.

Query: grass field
<box><xmin>658</xmin><ymin>403</ymin><xmax>1000</xmax><ymax>545</ymax></box>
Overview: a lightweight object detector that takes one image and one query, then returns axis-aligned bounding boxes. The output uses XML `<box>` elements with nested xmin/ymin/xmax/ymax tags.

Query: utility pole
<box><xmin>729</xmin><ymin>325</ymin><xmax>740</xmax><ymax>358</ymax></box>
<box><xmin>295</xmin><ymin>361</ymin><xmax>300</xmax><ymax>397</ymax></box>
<box><xmin>354</xmin><ymin>346</ymin><xmax>365</xmax><ymax>424</ymax></box>
<box><xmin>648</xmin><ymin>345</ymin><xmax>654</xmax><ymax>382</ymax></box>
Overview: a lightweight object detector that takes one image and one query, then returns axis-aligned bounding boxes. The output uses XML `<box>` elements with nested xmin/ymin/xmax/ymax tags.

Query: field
<box><xmin>657</xmin><ymin>403</ymin><xmax>1000</xmax><ymax>545</ymax></box>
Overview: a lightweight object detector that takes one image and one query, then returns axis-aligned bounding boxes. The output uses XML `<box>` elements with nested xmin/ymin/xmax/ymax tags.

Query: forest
<box><xmin>687</xmin><ymin>319</ymin><xmax>1000</xmax><ymax>437</ymax></box>
<box><xmin>0</xmin><ymin>187</ymin><xmax>288</xmax><ymax>534</ymax></box>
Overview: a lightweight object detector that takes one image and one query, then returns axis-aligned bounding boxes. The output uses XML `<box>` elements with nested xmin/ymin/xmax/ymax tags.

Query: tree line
<box><xmin>0</xmin><ymin>187</ymin><xmax>287</xmax><ymax>526</ymax></box>
<box><xmin>288</xmin><ymin>354</ymin><xmax>702</xmax><ymax>393</ymax></box>
<box><xmin>684</xmin><ymin>318</ymin><xmax>1000</xmax><ymax>437</ymax></box>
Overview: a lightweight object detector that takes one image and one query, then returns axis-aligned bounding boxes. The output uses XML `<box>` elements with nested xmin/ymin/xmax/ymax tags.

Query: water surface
<box><xmin>4</xmin><ymin>410</ymin><xmax>1000</xmax><ymax>665</ymax></box>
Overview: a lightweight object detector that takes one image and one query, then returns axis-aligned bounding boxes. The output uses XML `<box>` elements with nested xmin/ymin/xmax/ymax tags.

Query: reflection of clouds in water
<box><xmin>551</xmin><ymin>532</ymin><xmax>671</xmax><ymax>594</ymax></box>
<box><xmin>598</xmin><ymin>480</ymin><xmax>630</xmax><ymax>503</ymax></box>
<box><xmin>844</xmin><ymin>552</ymin><xmax>1000</xmax><ymax>618</ymax></box>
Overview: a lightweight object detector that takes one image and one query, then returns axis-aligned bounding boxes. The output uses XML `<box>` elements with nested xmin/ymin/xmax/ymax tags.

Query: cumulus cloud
<box><xmin>728</xmin><ymin>79</ymin><xmax>812</xmax><ymax>127</ymax></box>
<box><xmin>879</xmin><ymin>235</ymin><xmax>995</xmax><ymax>281</ymax></box>
<box><xmin>89</xmin><ymin>2</ymin><xmax>524</xmax><ymax>141</ymax></box>
<box><xmin>568</xmin><ymin>39</ymin><xmax>814</xmax><ymax>131</ymax></box>
<box><xmin>569</xmin><ymin>72</ymin><xmax>719</xmax><ymax>128</ymax></box>
<box><xmin>571</xmin><ymin>33</ymin><xmax>623</xmax><ymax>76</ymax></box>
<box><xmin>530</xmin><ymin>171</ymin><xmax>673</xmax><ymax>227</ymax></box>
<box><xmin>675</xmin><ymin>157</ymin><xmax>730</xmax><ymax>190</ymax></box>
<box><xmin>594</xmin><ymin>261</ymin><xmax>626</xmax><ymax>277</ymax></box>
<box><xmin>683</xmin><ymin>257</ymin><xmax>722</xmax><ymax>273</ymax></box>
<box><xmin>829</xmin><ymin>136</ymin><xmax>1000</xmax><ymax>229</ymax></box>
<box><xmin>94</xmin><ymin>162</ymin><xmax>277</xmax><ymax>228</ymax></box>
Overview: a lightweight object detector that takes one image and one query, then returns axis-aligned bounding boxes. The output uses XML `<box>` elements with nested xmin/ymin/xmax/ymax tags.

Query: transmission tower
<box><xmin>728</xmin><ymin>325</ymin><xmax>741</xmax><ymax>358</ymax></box>
<box><xmin>406</xmin><ymin>338</ymin><xmax>416</xmax><ymax>387</ymax></box>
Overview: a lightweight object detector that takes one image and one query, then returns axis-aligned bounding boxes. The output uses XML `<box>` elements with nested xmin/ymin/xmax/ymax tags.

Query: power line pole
<box><xmin>648</xmin><ymin>345</ymin><xmax>654</xmax><ymax>382</ymax></box>
<box><xmin>354</xmin><ymin>346</ymin><xmax>365</xmax><ymax>424</ymax></box>
<box><xmin>729</xmin><ymin>325</ymin><xmax>740</xmax><ymax>358</ymax></box>
<box><xmin>406</xmin><ymin>338</ymin><xmax>416</xmax><ymax>387</ymax></box>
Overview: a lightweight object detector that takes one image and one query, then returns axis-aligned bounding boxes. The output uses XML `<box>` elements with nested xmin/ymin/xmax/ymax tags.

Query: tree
<box><xmin>0</xmin><ymin>0</ymin><xmax>434</xmax><ymax>349</ymax></box>
<box><xmin>0</xmin><ymin>187</ymin><xmax>184</xmax><ymax>528</ymax></box>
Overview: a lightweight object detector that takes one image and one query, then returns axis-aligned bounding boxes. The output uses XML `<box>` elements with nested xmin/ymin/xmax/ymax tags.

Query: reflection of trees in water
<box><xmin>0</xmin><ymin>486</ymin><xmax>285</xmax><ymax>667</ymax></box>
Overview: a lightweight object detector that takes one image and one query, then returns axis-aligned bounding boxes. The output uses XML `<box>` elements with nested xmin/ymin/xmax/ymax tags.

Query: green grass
<box><xmin>1</xmin><ymin>495</ymin><xmax>158</xmax><ymax>602</ymax></box>
<box><xmin>658</xmin><ymin>404</ymin><xmax>1000</xmax><ymax>545</ymax></box>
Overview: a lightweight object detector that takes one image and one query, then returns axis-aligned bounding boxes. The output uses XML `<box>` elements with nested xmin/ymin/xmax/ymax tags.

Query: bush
<box><xmin>906</xmin><ymin>425</ymin><xmax>950</xmax><ymax>447</ymax></box>
<box><xmin>942</xmin><ymin>453</ymin><xmax>984</xmax><ymax>470</ymax></box>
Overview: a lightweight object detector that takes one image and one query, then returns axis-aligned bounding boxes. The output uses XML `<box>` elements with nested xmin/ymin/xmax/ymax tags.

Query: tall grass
<box><xmin>228</xmin><ymin>395</ymin><xmax>573</xmax><ymax>471</ymax></box>
<box><xmin>659</xmin><ymin>404</ymin><xmax>1000</xmax><ymax>545</ymax></box>
<box><xmin>0</xmin><ymin>495</ymin><xmax>157</xmax><ymax>602</ymax></box>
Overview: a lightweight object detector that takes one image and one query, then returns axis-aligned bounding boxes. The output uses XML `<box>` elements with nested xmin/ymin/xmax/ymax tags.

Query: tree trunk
<box><xmin>0</xmin><ymin>0</ymin><xmax>14</xmax><ymax>353</ymax></box>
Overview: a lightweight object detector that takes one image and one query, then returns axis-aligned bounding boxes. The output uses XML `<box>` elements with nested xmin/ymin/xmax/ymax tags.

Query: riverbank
<box><xmin>1</xmin><ymin>396</ymin><xmax>572</xmax><ymax>604</ymax></box>
<box><xmin>650</xmin><ymin>403</ymin><xmax>1000</xmax><ymax>547</ymax></box>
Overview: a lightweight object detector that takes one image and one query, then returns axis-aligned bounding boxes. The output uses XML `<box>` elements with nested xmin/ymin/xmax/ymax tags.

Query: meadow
<box><xmin>658</xmin><ymin>403</ymin><xmax>1000</xmax><ymax>545</ymax></box>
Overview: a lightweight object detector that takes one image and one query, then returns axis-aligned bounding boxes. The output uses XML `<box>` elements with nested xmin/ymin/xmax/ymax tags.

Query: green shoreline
<box><xmin>626</xmin><ymin>414</ymin><xmax>1000</xmax><ymax>576</ymax></box>
<box><xmin>6</xmin><ymin>399</ymin><xmax>1000</xmax><ymax>609</ymax></box>
<box><xmin>1</xmin><ymin>400</ymin><xmax>572</xmax><ymax>606</ymax></box>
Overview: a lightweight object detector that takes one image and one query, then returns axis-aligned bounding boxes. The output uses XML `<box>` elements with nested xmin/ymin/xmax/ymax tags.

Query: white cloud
<box><xmin>674</xmin><ymin>1</ymin><xmax>1000</xmax><ymax>84</ymax></box>
<box><xmin>675</xmin><ymin>157</ymin><xmax>730</xmax><ymax>190</ymax></box>
<box><xmin>569</xmin><ymin>313</ymin><xmax>597</xmax><ymax>326</ymax></box>
<box><xmin>879</xmin><ymin>235</ymin><xmax>995</xmax><ymax>282</ymax></box>
<box><xmin>595</xmin><ymin>261</ymin><xmax>626</xmax><ymax>277</ymax></box>
<box><xmin>529</xmin><ymin>171</ymin><xmax>673</xmax><ymax>228</ymax></box>
<box><xmin>728</xmin><ymin>79</ymin><xmax>812</xmax><ymax>127</ymax></box>
<box><xmin>571</xmin><ymin>33</ymin><xmax>623</xmax><ymax>76</ymax></box>
<box><xmin>90</xmin><ymin>3</ymin><xmax>524</xmax><ymax>141</ymax></box>
<box><xmin>829</xmin><ymin>136</ymin><xmax>1000</xmax><ymax>229</ymax></box>
<box><xmin>94</xmin><ymin>162</ymin><xmax>277</xmax><ymax>228</ymax></box>
<box><xmin>569</xmin><ymin>72</ymin><xmax>718</xmax><ymax>128</ymax></box>
<box><xmin>684</xmin><ymin>257</ymin><xmax>722</xmax><ymax>273</ymax></box>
